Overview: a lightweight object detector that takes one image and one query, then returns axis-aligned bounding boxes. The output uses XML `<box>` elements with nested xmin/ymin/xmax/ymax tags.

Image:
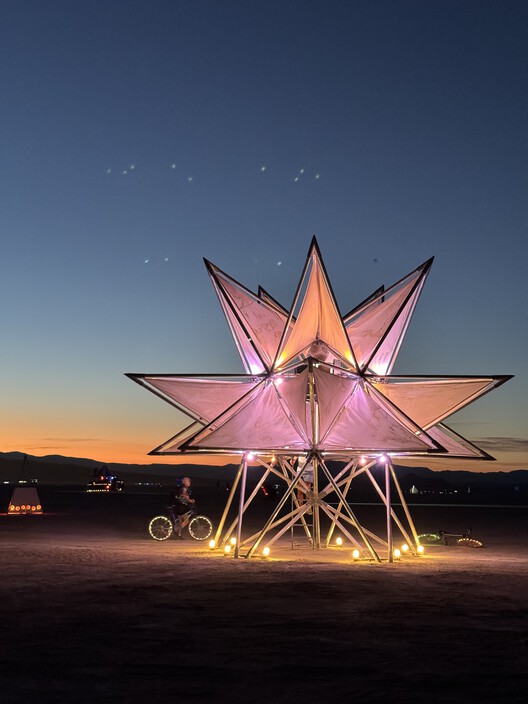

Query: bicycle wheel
<box><xmin>188</xmin><ymin>515</ymin><xmax>213</xmax><ymax>541</ymax></box>
<box><xmin>149</xmin><ymin>515</ymin><xmax>173</xmax><ymax>541</ymax></box>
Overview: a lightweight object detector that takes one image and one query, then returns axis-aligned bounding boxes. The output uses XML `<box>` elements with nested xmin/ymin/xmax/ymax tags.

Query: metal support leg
<box><xmin>385</xmin><ymin>462</ymin><xmax>393</xmax><ymax>562</ymax></box>
<box><xmin>213</xmin><ymin>458</ymin><xmax>244</xmax><ymax>547</ymax></box>
<box><xmin>234</xmin><ymin>458</ymin><xmax>248</xmax><ymax>559</ymax></box>
<box><xmin>319</xmin><ymin>459</ymin><xmax>381</xmax><ymax>562</ymax></box>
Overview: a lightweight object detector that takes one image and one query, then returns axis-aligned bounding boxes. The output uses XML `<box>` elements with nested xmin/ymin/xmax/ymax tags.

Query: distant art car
<box><xmin>86</xmin><ymin>465</ymin><xmax>124</xmax><ymax>493</ymax></box>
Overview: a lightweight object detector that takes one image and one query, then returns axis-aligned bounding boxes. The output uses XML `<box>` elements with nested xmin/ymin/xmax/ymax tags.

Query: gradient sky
<box><xmin>1</xmin><ymin>0</ymin><xmax>527</xmax><ymax>470</ymax></box>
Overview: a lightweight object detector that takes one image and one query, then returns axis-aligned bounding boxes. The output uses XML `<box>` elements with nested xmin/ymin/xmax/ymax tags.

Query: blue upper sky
<box><xmin>0</xmin><ymin>0</ymin><xmax>526</xmax><ymax>467</ymax></box>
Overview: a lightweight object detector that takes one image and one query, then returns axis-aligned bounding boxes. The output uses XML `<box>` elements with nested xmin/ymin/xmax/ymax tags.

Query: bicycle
<box><xmin>417</xmin><ymin>528</ymin><xmax>483</xmax><ymax>548</ymax></box>
<box><xmin>148</xmin><ymin>505</ymin><xmax>213</xmax><ymax>541</ymax></box>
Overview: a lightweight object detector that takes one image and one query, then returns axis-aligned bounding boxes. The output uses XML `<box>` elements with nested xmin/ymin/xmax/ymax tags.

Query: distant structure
<box><xmin>8</xmin><ymin>486</ymin><xmax>43</xmax><ymax>515</ymax></box>
<box><xmin>128</xmin><ymin>238</ymin><xmax>511</xmax><ymax>561</ymax></box>
<box><xmin>86</xmin><ymin>465</ymin><xmax>124</xmax><ymax>493</ymax></box>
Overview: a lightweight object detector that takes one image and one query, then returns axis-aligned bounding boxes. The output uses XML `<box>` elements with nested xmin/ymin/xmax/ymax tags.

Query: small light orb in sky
<box><xmin>171</xmin><ymin>163</ymin><xmax>176</xmax><ymax>169</ymax></box>
<box><xmin>260</xmin><ymin>165</ymin><xmax>266</xmax><ymax>172</ymax></box>
<box><xmin>315</xmin><ymin>173</ymin><xmax>320</xmax><ymax>180</ymax></box>
<box><xmin>294</xmin><ymin>177</ymin><xmax>299</xmax><ymax>182</ymax></box>
<box><xmin>164</xmin><ymin>257</ymin><xmax>169</xmax><ymax>262</ymax></box>
<box><xmin>122</xmin><ymin>170</ymin><xmax>128</xmax><ymax>175</ymax></box>
<box><xmin>144</xmin><ymin>259</ymin><xmax>150</xmax><ymax>264</ymax></box>
<box><xmin>129</xmin><ymin>164</ymin><xmax>135</xmax><ymax>170</ymax></box>
<box><xmin>187</xmin><ymin>176</ymin><xmax>193</xmax><ymax>182</ymax></box>
<box><xmin>299</xmin><ymin>168</ymin><xmax>304</xmax><ymax>174</ymax></box>
<box><xmin>106</xmin><ymin>168</ymin><xmax>111</xmax><ymax>174</ymax></box>
<box><xmin>277</xmin><ymin>261</ymin><xmax>282</xmax><ymax>266</ymax></box>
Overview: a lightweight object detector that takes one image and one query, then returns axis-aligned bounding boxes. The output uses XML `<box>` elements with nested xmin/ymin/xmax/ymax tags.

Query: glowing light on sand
<box><xmin>208</xmin><ymin>539</ymin><xmax>216</xmax><ymax>549</ymax></box>
<box><xmin>401</xmin><ymin>543</ymin><xmax>409</xmax><ymax>553</ymax></box>
<box><xmin>262</xmin><ymin>546</ymin><xmax>270</xmax><ymax>557</ymax></box>
<box><xmin>336</xmin><ymin>537</ymin><xmax>343</xmax><ymax>546</ymax></box>
<box><xmin>224</xmin><ymin>544</ymin><xmax>232</xmax><ymax>554</ymax></box>
<box><xmin>417</xmin><ymin>545</ymin><xmax>425</xmax><ymax>554</ymax></box>
<box><xmin>393</xmin><ymin>548</ymin><xmax>401</xmax><ymax>558</ymax></box>
<box><xmin>352</xmin><ymin>549</ymin><xmax>360</xmax><ymax>560</ymax></box>
<box><xmin>230</xmin><ymin>537</ymin><xmax>236</xmax><ymax>546</ymax></box>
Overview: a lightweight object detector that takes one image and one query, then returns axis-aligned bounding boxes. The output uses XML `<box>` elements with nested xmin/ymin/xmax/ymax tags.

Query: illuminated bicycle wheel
<box><xmin>417</xmin><ymin>533</ymin><xmax>443</xmax><ymax>545</ymax></box>
<box><xmin>188</xmin><ymin>515</ymin><xmax>213</xmax><ymax>541</ymax></box>
<box><xmin>149</xmin><ymin>515</ymin><xmax>173</xmax><ymax>541</ymax></box>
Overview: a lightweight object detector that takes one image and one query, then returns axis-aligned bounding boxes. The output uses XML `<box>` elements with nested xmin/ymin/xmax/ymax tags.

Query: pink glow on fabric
<box><xmin>346</xmin><ymin>270</ymin><xmax>422</xmax><ymax>372</ymax></box>
<box><xmin>275</xmin><ymin>253</ymin><xmax>354</xmax><ymax>369</ymax></box>
<box><xmin>187</xmin><ymin>381</ymin><xmax>306</xmax><ymax>451</ymax></box>
<box><xmin>273</xmin><ymin>368</ymin><xmax>311</xmax><ymax>441</ymax></box>
<box><xmin>143</xmin><ymin>376</ymin><xmax>258</xmax><ymax>424</ymax></box>
<box><xmin>223</xmin><ymin>302</ymin><xmax>267</xmax><ymax>373</ymax></box>
<box><xmin>367</xmin><ymin>282</ymin><xmax>424</xmax><ymax>374</ymax></box>
<box><xmin>313</xmin><ymin>367</ymin><xmax>359</xmax><ymax>441</ymax></box>
<box><xmin>427</xmin><ymin>424</ymin><xmax>487</xmax><ymax>458</ymax></box>
<box><xmin>372</xmin><ymin>378</ymin><xmax>496</xmax><ymax>430</ymax></box>
<box><xmin>320</xmin><ymin>381</ymin><xmax>438</xmax><ymax>452</ymax></box>
<box><xmin>214</xmin><ymin>270</ymin><xmax>287</xmax><ymax>368</ymax></box>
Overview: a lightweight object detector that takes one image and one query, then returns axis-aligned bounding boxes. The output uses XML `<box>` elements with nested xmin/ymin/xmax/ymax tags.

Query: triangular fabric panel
<box><xmin>273</xmin><ymin>368</ymin><xmax>311</xmax><ymax>442</ymax></box>
<box><xmin>320</xmin><ymin>381</ymin><xmax>440</xmax><ymax>453</ymax></box>
<box><xmin>426</xmin><ymin>424</ymin><xmax>492</xmax><ymax>460</ymax></box>
<box><xmin>211</xmin><ymin>266</ymin><xmax>287</xmax><ymax>370</ymax></box>
<box><xmin>345</xmin><ymin>268</ymin><xmax>423</xmax><ymax>372</ymax></box>
<box><xmin>142</xmin><ymin>376</ymin><xmax>259</xmax><ymax>424</ymax></box>
<box><xmin>275</xmin><ymin>248</ymin><xmax>355</xmax><ymax>369</ymax></box>
<box><xmin>313</xmin><ymin>367</ymin><xmax>360</xmax><ymax>441</ymax></box>
<box><xmin>184</xmin><ymin>381</ymin><xmax>307</xmax><ymax>451</ymax></box>
<box><xmin>367</xmin><ymin>281</ymin><xmax>424</xmax><ymax>375</ymax></box>
<box><xmin>153</xmin><ymin>421</ymin><xmax>206</xmax><ymax>454</ymax></box>
<box><xmin>371</xmin><ymin>377</ymin><xmax>497</xmax><ymax>430</ymax></box>
<box><xmin>211</xmin><ymin>276</ymin><xmax>267</xmax><ymax>373</ymax></box>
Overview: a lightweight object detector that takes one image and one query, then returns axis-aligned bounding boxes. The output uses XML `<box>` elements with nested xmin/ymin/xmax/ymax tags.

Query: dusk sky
<box><xmin>1</xmin><ymin>0</ymin><xmax>527</xmax><ymax>470</ymax></box>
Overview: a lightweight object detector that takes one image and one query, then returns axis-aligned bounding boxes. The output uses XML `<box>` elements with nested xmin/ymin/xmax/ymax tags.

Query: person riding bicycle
<box><xmin>169</xmin><ymin>477</ymin><xmax>195</xmax><ymax>538</ymax></box>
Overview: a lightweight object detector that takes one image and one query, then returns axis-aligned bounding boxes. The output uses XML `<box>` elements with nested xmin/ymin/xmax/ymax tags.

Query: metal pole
<box><xmin>389</xmin><ymin>462</ymin><xmax>420</xmax><ymax>551</ymax></box>
<box><xmin>245</xmin><ymin>469</ymin><xmax>306</xmax><ymax>558</ymax></box>
<box><xmin>319</xmin><ymin>460</ymin><xmax>381</xmax><ymax>562</ymax></box>
<box><xmin>213</xmin><ymin>458</ymin><xmax>244</xmax><ymax>547</ymax></box>
<box><xmin>326</xmin><ymin>460</ymin><xmax>357</xmax><ymax>545</ymax></box>
<box><xmin>312</xmin><ymin>454</ymin><xmax>320</xmax><ymax>549</ymax></box>
<box><xmin>234</xmin><ymin>457</ymin><xmax>248</xmax><ymax>558</ymax></box>
<box><xmin>385</xmin><ymin>461</ymin><xmax>393</xmax><ymax>563</ymax></box>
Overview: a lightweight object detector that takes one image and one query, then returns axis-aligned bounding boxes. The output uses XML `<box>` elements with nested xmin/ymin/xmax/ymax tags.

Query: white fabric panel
<box><xmin>158</xmin><ymin>421</ymin><xmax>205</xmax><ymax>453</ymax></box>
<box><xmin>274</xmin><ymin>369</ymin><xmax>310</xmax><ymax>442</ymax></box>
<box><xmin>313</xmin><ymin>367</ymin><xmax>359</xmax><ymax>440</ymax></box>
<box><xmin>320</xmin><ymin>383</ymin><xmax>437</xmax><ymax>452</ymax></box>
<box><xmin>427</xmin><ymin>424</ymin><xmax>488</xmax><ymax>459</ymax></box>
<box><xmin>216</xmin><ymin>272</ymin><xmax>287</xmax><ymax>367</ymax></box>
<box><xmin>346</xmin><ymin>273</ymin><xmax>419</xmax><ymax>371</ymax></box>
<box><xmin>371</xmin><ymin>378</ymin><xmax>495</xmax><ymax>430</ymax></box>
<box><xmin>368</xmin><ymin>283</ymin><xmax>423</xmax><ymax>375</ymax></box>
<box><xmin>144</xmin><ymin>376</ymin><xmax>258</xmax><ymax>423</ymax></box>
<box><xmin>187</xmin><ymin>382</ymin><xmax>306</xmax><ymax>451</ymax></box>
<box><xmin>276</xmin><ymin>253</ymin><xmax>354</xmax><ymax>368</ymax></box>
<box><xmin>224</xmin><ymin>304</ymin><xmax>267</xmax><ymax>374</ymax></box>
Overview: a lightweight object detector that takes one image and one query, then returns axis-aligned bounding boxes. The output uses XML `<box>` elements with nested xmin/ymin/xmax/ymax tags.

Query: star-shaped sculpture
<box><xmin>127</xmin><ymin>238</ymin><xmax>511</xmax><ymax>463</ymax></box>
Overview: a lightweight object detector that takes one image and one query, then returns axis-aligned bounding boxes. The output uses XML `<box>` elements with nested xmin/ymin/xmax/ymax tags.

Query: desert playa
<box><xmin>2</xmin><ymin>492</ymin><xmax>527</xmax><ymax>704</ymax></box>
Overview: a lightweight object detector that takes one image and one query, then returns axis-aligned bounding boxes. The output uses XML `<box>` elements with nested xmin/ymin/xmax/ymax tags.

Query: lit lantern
<box><xmin>393</xmin><ymin>548</ymin><xmax>401</xmax><ymax>558</ymax></box>
<box><xmin>230</xmin><ymin>537</ymin><xmax>236</xmax><ymax>546</ymax></box>
<box><xmin>417</xmin><ymin>545</ymin><xmax>425</xmax><ymax>554</ymax></box>
<box><xmin>335</xmin><ymin>537</ymin><xmax>343</xmax><ymax>546</ymax></box>
<box><xmin>352</xmin><ymin>549</ymin><xmax>360</xmax><ymax>560</ymax></box>
<box><xmin>208</xmin><ymin>539</ymin><xmax>216</xmax><ymax>549</ymax></box>
<box><xmin>262</xmin><ymin>546</ymin><xmax>270</xmax><ymax>557</ymax></box>
<box><xmin>224</xmin><ymin>544</ymin><xmax>232</xmax><ymax>554</ymax></box>
<box><xmin>401</xmin><ymin>543</ymin><xmax>409</xmax><ymax>553</ymax></box>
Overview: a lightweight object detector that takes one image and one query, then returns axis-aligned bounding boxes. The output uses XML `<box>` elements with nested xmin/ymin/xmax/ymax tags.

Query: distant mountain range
<box><xmin>1</xmin><ymin>451</ymin><xmax>527</xmax><ymax>489</ymax></box>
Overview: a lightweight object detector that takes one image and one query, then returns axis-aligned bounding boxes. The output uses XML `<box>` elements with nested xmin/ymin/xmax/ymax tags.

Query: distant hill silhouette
<box><xmin>1</xmin><ymin>451</ymin><xmax>527</xmax><ymax>495</ymax></box>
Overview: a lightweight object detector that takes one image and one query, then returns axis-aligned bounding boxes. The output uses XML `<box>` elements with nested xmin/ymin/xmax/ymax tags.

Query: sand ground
<box><xmin>1</xmin><ymin>494</ymin><xmax>527</xmax><ymax>703</ymax></box>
